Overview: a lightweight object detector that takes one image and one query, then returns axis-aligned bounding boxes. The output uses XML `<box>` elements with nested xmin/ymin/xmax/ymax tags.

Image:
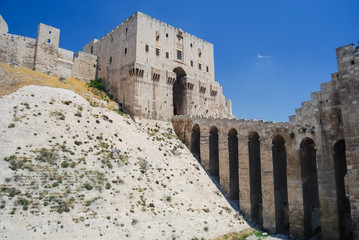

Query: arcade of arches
<box><xmin>172</xmin><ymin>116</ymin><xmax>354</xmax><ymax>240</ymax></box>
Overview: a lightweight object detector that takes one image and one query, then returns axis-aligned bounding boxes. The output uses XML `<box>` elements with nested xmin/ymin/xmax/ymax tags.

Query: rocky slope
<box><xmin>0</xmin><ymin>64</ymin><xmax>281</xmax><ymax>239</ymax></box>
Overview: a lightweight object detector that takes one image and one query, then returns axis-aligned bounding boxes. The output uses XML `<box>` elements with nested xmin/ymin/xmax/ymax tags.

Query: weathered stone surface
<box><xmin>0</xmin><ymin>15</ymin><xmax>97</xmax><ymax>82</ymax></box>
<box><xmin>83</xmin><ymin>12</ymin><xmax>233</xmax><ymax>121</ymax></box>
<box><xmin>172</xmin><ymin>42</ymin><xmax>359</xmax><ymax>239</ymax></box>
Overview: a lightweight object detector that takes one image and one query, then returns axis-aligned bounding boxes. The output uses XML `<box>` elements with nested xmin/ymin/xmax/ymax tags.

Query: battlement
<box><xmin>0</xmin><ymin>15</ymin><xmax>97</xmax><ymax>82</ymax></box>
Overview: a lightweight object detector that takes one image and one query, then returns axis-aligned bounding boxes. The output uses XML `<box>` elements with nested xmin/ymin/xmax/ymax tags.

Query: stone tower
<box><xmin>83</xmin><ymin>12</ymin><xmax>233</xmax><ymax>120</ymax></box>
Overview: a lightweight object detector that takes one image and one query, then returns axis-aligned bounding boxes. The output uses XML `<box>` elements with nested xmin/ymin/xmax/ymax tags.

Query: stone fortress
<box><xmin>82</xmin><ymin>12</ymin><xmax>233</xmax><ymax>120</ymax></box>
<box><xmin>0</xmin><ymin>11</ymin><xmax>358</xmax><ymax>240</ymax></box>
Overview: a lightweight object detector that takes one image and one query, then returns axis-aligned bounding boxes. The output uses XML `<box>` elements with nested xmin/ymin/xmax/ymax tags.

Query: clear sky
<box><xmin>1</xmin><ymin>0</ymin><xmax>358</xmax><ymax>122</ymax></box>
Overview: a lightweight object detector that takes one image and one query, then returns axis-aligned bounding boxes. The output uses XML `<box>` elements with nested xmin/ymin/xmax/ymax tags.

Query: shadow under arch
<box><xmin>299</xmin><ymin>137</ymin><xmax>321</xmax><ymax>238</ymax></box>
<box><xmin>248</xmin><ymin>131</ymin><xmax>263</xmax><ymax>226</ymax></box>
<box><xmin>272</xmin><ymin>135</ymin><xmax>289</xmax><ymax>233</ymax></box>
<box><xmin>334</xmin><ymin>139</ymin><xmax>353</xmax><ymax>240</ymax></box>
<box><xmin>209</xmin><ymin>126</ymin><xmax>219</xmax><ymax>181</ymax></box>
<box><xmin>228</xmin><ymin>128</ymin><xmax>239</xmax><ymax>206</ymax></box>
<box><xmin>191</xmin><ymin>124</ymin><xmax>201</xmax><ymax>161</ymax></box>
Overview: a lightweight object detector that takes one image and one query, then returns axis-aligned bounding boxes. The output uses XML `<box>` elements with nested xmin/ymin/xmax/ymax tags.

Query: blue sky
<box><xmin>1</xmin><ymin>0</ymin><xmax>358</xmax><ymax>122</ymax></box>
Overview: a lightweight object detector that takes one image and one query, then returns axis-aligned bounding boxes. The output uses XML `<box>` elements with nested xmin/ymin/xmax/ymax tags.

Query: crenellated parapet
<box><xmin>0</xmin><ymin>15</ymin><xmax>97</xmax><ymax>82</ymax></box>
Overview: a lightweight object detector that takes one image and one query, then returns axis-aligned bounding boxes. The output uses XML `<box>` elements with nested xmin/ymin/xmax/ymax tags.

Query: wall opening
<box><xmin>248</xmin><ymin>131</ymin><xmax>263</xmax><ymax>226</ymax></box>
<box><xmin>172</xmin><ymin>67</ymin><xmax>186</xmax><ymax>115</ymax></box>
<box><xmin>300</xmin><ymin>138</ymin><xmax>321</xmax><ymax>238</ymax></box>
<box><xmin>191</xmin><ymin>124</ymin><xmax>201</xmax><ymax>161</ymax></box>
<box><xmin>228</xmin><ymin>128</ymin><xmax>239</xmax><ymax>204</ymax></box>
<box><xmin>209</xmin><ymin>126</ymin><xmax>219</xmax><ymax>181</ymax></box>
<box><xmin>334</xmin><ymin>140</ymin><xmax>353</xmax><ymax>239</ymax></box>
<box><xmin>272</xmin><ymin>135</ymin><xmax>289</xmax><ymax>233</ymax></box>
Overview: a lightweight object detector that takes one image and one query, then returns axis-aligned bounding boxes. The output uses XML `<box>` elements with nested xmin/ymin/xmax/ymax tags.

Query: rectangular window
<box><xmin>198</xmin><ymin>63</ymin><xmax>202</xmax><ymax>70</ymax></box>
<box><xmin>166</xmin><ymin>52</ymin><xmax>169</xmax><ymax>58</ymax></box>
<box><xmin>145</xmin><ymin>45</ymin><xmax>149</xmax><ymax>52</ymax></box>
<box><xmin>206</xmin><ymin>66</ymin><xmax>209</xmax><ymax>72</ymax></box>
<box><xmin>125</xmin><ymin>48</ymin><xmax>127</xmax><ymax>54</ymax></box>
<box><xmin>109</xmin><ymin>56</ymin><xmax>112</xmax><ymax>64</ymax></box>
<box><xmin>190</xmin><ymin>60</ymin><xmax>193</xmax><ymax>67</ymax></box>
<box><xmin>155</xmin><ymin>48</ymin><xmax>160</xmax><ymax>56</ymax></box>
<box><xmin>177</xmin><ymin>50</ymin><xmax>182</xmax><ymax>61</ymax></box>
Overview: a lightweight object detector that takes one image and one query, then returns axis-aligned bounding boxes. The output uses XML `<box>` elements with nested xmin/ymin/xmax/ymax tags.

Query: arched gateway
<box><xmin>172</xmin><ymin>67</ymin><xmax>186</xmax><ymax>116</ymax></box>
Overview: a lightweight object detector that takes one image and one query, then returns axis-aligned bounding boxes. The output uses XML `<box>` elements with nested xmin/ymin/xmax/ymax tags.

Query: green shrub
<box><xmin>105</xmin><ymin>182</ymin><xmax>111</xmax><ymax>190</ymax></box>
<box><xmin>83</xmin><ymin>183</ymin><xmax>93</xmax><ymax>190</ymax></box>
<box><xmin>8</xmin><ymin>123</ymin><xmax>15</xmax><ymax>128</ymax></box>
<box><xmin>87</xmin><ymin>78</ymin><xmax>105</xmax><ymax>91</ymax></box>
<box><xmin>35</xmin><ymin>148</ymin><xmax>58</xmax><ymax>165</ymax></box>
<box><xmin>61</xmin><ymin>161</ymin><xmax>69</xmax><ymax>168</ymax></box>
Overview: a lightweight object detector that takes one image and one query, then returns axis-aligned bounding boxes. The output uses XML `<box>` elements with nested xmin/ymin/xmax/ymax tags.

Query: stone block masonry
<box><xmin>83</xmin><ymin>12</ymin><xmax>234</xmax><ymax>121</ymax></box>
<box><xmin>0</xmin><ymin>15</ymin><xmax>97</xmax><ymax>82</ymax></box>
<box><xmin>1</xmin><ymin>10</ymin><xmax>358</xmax><ymax>240</ymax></box>
<box><xmin>173</xmin><ymin>41</ymin><xmax>359</xmax><ymax>239</ymax></box>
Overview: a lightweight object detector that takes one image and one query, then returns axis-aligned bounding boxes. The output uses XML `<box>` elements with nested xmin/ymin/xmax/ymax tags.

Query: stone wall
<box><xmin>0</xmin><ymin>15</ymin><xmax>96</xmax><ymax>82</ymax></box>
<box><xmin>0</xmin><ymin>33</ymin><xmax>36</xmax><ymax>69</ymax></box>
<box><xmin>172</xmin><ymin>41</ymin><xmax>359</xmax><ymax>240</ymax></box>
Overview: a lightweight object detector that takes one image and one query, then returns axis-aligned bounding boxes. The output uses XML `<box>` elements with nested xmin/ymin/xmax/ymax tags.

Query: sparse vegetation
<box><xmin>87</xmin><ymin>77</ymin><xmax>105</xmax><ymax>91</ymax></box>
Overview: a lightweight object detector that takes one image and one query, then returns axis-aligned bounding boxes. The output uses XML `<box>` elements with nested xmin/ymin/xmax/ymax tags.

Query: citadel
<box><xmin>0</xmin><ymin>12</ymin><xmax>358</xmax><ymax>240</ymax></box>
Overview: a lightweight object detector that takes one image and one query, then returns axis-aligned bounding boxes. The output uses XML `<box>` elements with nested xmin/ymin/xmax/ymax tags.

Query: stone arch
<box><xmin>248</xmin><ymin>131</ymin><xmax>263</xmax><ymax>226</ymax></box>
<box><xmin>209</xmin><ymin>126</ymin><xmax>219</xmax><ymax>181</ymax></box>
<box><xmin>228</xmin><ymin>128</ymin><xmax>239</xmax><ymax>203</ymax></box>
<box><xmin>334</xmin><ymin>140</ymin><xmax>353</xmax><ymax>239</ymax></box>
<box><xmin>191</xmin><ymin>124</ymin><xmax>201</xmax><ymax>161</ymax></box>
<box><xmin>272</xmin><ymin>135</ymin><xmax>289</xmax><ymax>233</ymax></box>
<box><xmin>173</xmin><ymin>67</ymin><xmax>186</xmax><ymax>115</ymax></box>
<box><xmin>299</xmin><ymin>137</ymin><xmax>321</xmax><ymax>238</ymax></box>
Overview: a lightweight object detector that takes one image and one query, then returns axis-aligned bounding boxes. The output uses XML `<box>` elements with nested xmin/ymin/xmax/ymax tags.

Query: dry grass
<box><xmin>0</xmin><ymin>63</ymin><xmax>117</xmax><ymax>110</ymax></box>
<box><xmin>213</xmin><ymin>228</ymin><xmax>258</xmax><ymax>240</ymax></box>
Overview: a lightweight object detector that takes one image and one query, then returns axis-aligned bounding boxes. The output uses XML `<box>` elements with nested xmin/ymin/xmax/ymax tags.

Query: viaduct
<box><xmin>172</xmin><ymin>43</ymin><xmax>358</xmax><ymax>239</ymax></box>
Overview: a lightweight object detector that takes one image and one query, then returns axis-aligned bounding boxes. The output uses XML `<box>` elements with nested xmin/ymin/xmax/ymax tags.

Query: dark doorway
<box><xmin>173</xmin><ymin>67</ymin><xmax>186</xmax><ymax>115</ymax></box>
<box><xmin>248</xmin><ymin>131</ymin><xmax>263</xmax><ymax>226</ymax></box>
<box><xmin>209</xmin><ymin>126</ymin><xmax>219</xmax><ymax>181</ymax></box>
<box><xmin>228</xmin><ymin>128</ymin><xmax>239</xmax><ymax>204</ymax></box>
<box><xmin>191</xmin><ymin>124</ymin><xmax>201</xmax><ymax>161</ymax></box>
<box><xmin>300</xmin><ymin>138</ymin><xmax>321</xmax><ymax>238</ymax></box>
<box><xmin>272</xmin><ymin>135</ymin><xmax>289</xmax><ymax>233</ymax></box>
<box><xmin>334</xmin><ymin>140</ymin><xmax>353</xmax><ymax>240</ymax></box>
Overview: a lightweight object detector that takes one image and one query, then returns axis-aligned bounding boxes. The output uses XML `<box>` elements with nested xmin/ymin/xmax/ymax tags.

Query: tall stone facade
<box><xmin>172</xmin><ymin>42</ymin><xmax>359</xmax><ymax>239</ymax></box>
<box><xmin>0</xmin><ymin>16</ymin><xmax>97</xmax><ymax>82</ymax></box>
<box><xmin>83</xmin><ymin>12</ymin><xmax>233</xmax><ymax>120</ymax></box>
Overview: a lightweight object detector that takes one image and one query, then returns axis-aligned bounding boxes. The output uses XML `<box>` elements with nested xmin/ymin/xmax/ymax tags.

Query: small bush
<box><xmin>8</xmin><ymin>123</ymin><xmax>15</xmax><ymax>128</ymax></box>
<box><xmin>35</xmin><ymin>148</ymin><xmax>58</xmax><ymax>165</ymax></box>
<box><xmin>83</xmin><ymin>183</ymin><xmax>93</xmax><ymax>190</ymax></box>
<box><xmin>87</xmin><ymin>78</ymin><xmax>105</xmax><ymax>91</ymax></box>
<box><xmin>61</xmin><ymin>161</ymin><xmax>69</xmax><ymax>168</ymax></box>
<box><xmin>165</xmin><ymin>196</ymin><xmax>171</xmax><ymax>202</ymax></box>
<box><xmin>105</xmin><ymin>182</ymin><xmax>111</xmax><ymax>190</ymax></box>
